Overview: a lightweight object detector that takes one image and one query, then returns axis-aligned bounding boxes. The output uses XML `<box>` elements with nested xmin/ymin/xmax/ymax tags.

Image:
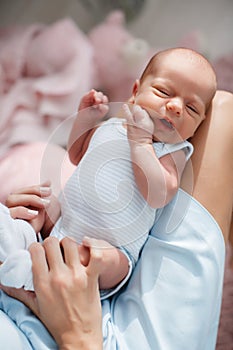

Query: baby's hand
<box><xmin>123</xmin><ymin>104</ymin><xmax>154</xmax><ymax>144</ymax></box>
<box><xmin>79</xmin><ymin>89</ymin><xmax>109</xmax><ymax>112</ymax></box>
<box><xmin>77</xmin><ymin>89</ymin><xmax>109</xmax><ymax>128</ymax></box>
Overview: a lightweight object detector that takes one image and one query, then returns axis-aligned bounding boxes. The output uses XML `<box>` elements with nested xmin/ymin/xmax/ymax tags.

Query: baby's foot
<box><xmin>0</xmin><ymin>249</ymin><xmax>33</xmax><ymax>290</ymax></box>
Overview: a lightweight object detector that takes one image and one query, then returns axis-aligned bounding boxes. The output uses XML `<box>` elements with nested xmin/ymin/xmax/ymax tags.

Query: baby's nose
<box><xmin>166</xmin><ymin>99</ymin><xmax>183</xmax><ymax>116</ymax></box>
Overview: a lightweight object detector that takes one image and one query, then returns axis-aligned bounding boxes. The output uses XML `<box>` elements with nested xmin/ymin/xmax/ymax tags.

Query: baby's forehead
<box><xmin>155</xmin><ymin>51</ymin><xmax>203</xmax><ymax>69</ymax></box>
<box><xmin>153</xmin><ymin>49</ymin><xmax>210</xmax><ymax>71</ymax></box>
<box><xmin>153</xmin><ymin>51</ymin><xmax>216</xmax><ymax>87</ymax></box>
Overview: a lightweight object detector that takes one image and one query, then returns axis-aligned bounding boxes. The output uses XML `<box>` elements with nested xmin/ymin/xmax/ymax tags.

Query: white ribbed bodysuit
<box><xmin>52</xmin><ymin>117</ymin><xmax>193</xmax><ymax>263</ymax></box>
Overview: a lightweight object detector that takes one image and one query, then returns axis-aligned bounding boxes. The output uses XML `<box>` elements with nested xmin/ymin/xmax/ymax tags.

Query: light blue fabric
<box><xmin>102</xmin><ymin>189</ymin><xmax>225</xmax><ymax>349</ymax></box>
<box><xmin>0</xmin><ymin>189</ymin><xmax>225</xmax><ymax>350</ymax></box>
<box><xmin>0</xmin><ymin>310</ymin><xmax>32</xmax><ymax>350</ymax></box>
<box><xmin>0</xmin><ymin>293</ymin><xmax>57</xmax><ymax>349</ymax></box>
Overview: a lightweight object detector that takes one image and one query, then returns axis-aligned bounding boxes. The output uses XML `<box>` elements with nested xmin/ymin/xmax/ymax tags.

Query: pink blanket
<box><xmin>0</xmin><ymin>18</ymin><xmax>94</xmax><ymax>158</ymax></box>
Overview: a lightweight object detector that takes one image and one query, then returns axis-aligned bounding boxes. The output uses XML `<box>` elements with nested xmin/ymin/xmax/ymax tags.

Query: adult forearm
<box><xmin>60</xmin><ymin>345</ymin><xmax>101</xmax><ymax>350</ymax></box>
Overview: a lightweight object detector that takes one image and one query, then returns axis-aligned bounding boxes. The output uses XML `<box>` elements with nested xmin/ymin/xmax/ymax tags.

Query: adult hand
<box><xmin>5</xmin><ymin>181</ymin><xmax>60</xmax><ymax>238</ymax></box>
<box><xmin>1</xmin><ymin>236</ymin><xmax>103</xmax><ymax>350</ymax></box>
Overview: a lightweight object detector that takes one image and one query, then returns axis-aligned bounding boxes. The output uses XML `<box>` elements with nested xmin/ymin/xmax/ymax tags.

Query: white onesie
<box><xmin>52</xmin><ymin>117</ymin><xmax>193</xmax><ymax>263</ymax></box>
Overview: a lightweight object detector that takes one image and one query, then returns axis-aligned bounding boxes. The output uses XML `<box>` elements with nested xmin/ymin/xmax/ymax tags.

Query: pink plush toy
<box><xmin>0</xmin><ymin>11</ymin><xmax>155</xmax><ymax>203</ymax></box>
<box><xmin>0</xmin><ymin>18</ymin><xmax>94</xmax><ymax>158</ymax></box>
<box><xmin>89</xmin><ymin>10</ymin><xmax>154</xmax><ymax>101</ymax></box>
<box><xmin>0</xmin><ymin>18</ymin><xmax>91</xmax><ymax>204</ymax></box>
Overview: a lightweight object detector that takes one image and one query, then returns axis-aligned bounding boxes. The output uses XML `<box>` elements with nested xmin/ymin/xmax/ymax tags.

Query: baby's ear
<box><xmin>201</xmin><ymin>111</ymin><xmax>207</xmax><ymax>122</ymax></box>
<box><xmin>129</xmin><ymin>79</ymin><xmax>140</xmax><ymax>103</ymax></box>
<box><xmin>132</xmin><ymin>79</ymin><xmax>140</xmax><ymax>95</ymax></box>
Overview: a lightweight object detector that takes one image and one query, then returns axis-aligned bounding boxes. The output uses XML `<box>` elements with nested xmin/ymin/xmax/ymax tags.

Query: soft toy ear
<box><xmin>25</xmin><ymin>18</ymin><xmax>80</xmax><ymax>77</ymax></box>
<box><xmin>121</xmin><ymin>39</ymin><xmax>150</xmax><ymax>70</ymax></box>
<box><xmin>88</xmin><ymin>10</ymin><xmax>154</xmax><ymax>102</ymax></box>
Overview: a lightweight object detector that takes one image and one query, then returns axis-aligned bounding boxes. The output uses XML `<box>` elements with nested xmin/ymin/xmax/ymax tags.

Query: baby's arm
<box><xmin>80</xmin><ymin>237</ymin><xmax>130</xmax><ymax>291</ymax></box>
<box><xmin>124</xmin><ymin>104</ymin><xmax>186</xmax><ymax>208</ymax></box>
<box><xmin>68</xmin><ymin>90</ymin><xmax>109</xmax><ymax>165</ymax></box>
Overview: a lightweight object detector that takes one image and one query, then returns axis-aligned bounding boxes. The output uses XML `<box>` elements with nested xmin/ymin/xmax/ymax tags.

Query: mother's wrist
<box><xmin>58</xmin><ymin>332</ymin><xmax>103</xmax><ymax>350</ymax></box>
<box><xmin>59</xmin><ymin>341</ymin><xmax>102</xmax><ymax>350</ymax></box>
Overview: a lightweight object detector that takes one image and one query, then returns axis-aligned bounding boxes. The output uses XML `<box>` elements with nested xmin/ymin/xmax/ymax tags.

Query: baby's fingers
<box><xmin>132</xmin><ymin>105</ymin><xmax>150</xmax><ymax>124</ymax></box>
<box><xmin>122</xmin><ymin>104</ymin><xmax>134</xmax><ymax>125</ymax></box>
<box><xmin>93</xmin><ymin>91</ymin><xmax>108</xmax><ymax>105</ymax></box>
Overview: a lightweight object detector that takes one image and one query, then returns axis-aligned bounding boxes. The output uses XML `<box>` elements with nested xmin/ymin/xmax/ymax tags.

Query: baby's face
<box><xmin>131</xmin><ymin>53</ymin><xmax>216</xmax><ymax>143</ymax></box>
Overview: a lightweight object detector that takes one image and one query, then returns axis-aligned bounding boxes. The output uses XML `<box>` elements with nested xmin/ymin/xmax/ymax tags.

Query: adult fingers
<box><xmin>8</xmin><ymin>181</ymin><xmax>51</xmax><ymax>196</ymax></box>
<box><xmin>6</xmin><ymin>182</ymin><xmax>51</xmax><ymax>220</ymax></box>
<box><xmin>6</xmin><ymin>196</ymin><xmax>51</xmax><ymax>215</ymax></box>
<box><xmin>7</xmin><ymin>193</ymin><xmax>49</xmax><ymax>208</ymax></box>
<box><xmin>6</xmin><ymin>182</ymin><xmax>51</xmax><ymax>206</ymax></box>
<box><xmin>29</xmin><ymin>242</ymin><xmax>49</xmax><ymax>287</ymax></box>
<box><xmin>60</xmin><ymin>237</ymin><xmax>81</xmax><ymax>268</ymax></box>
<box><xmin>9</xmin><ymin>206</ymin><xmax>39</xmax><ymax>220</ymax></box>
<box><xmin>41</xmin><ymin>237</ymin><xmax>65</xmax><ymax>271</ymax></box>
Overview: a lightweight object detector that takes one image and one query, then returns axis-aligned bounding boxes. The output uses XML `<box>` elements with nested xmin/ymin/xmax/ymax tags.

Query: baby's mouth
<box><xmin>160</xmin><ymin>118</ymin><xmax>174</xmax><ymax>130</ymax></box>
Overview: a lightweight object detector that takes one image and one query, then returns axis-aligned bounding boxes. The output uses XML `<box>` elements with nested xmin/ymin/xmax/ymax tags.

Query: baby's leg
<box><xmin>0</xmin><ymin>203</ymin><xmax>36</xmax><ymax>262</ymax></box>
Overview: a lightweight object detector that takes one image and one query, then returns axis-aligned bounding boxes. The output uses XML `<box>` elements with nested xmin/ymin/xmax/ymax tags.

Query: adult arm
<box><xmin>181</xmin><ymin>90</ymin><xmax>233</xmax><ymax>242</ymax></box>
